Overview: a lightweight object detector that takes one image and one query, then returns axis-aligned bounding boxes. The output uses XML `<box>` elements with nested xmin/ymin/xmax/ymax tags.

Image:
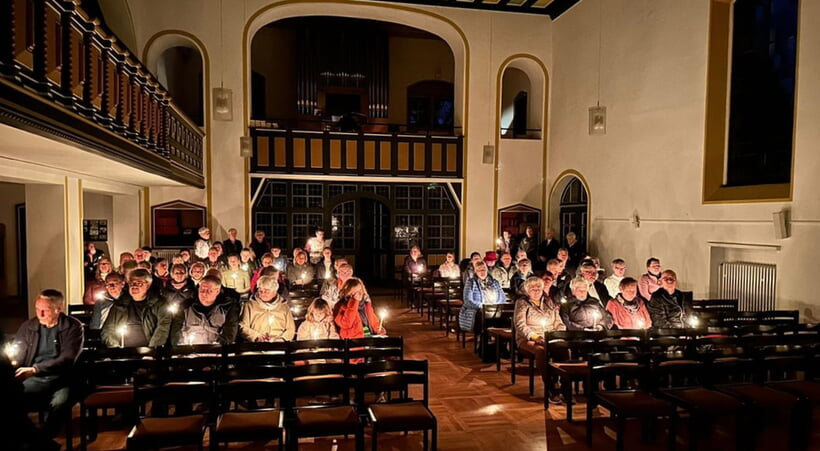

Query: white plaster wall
<box><xmin>125</xmin><ymin>0</ymin><xmax>553</xmax><ymax>255</ymax></box>
<box><xmin>111</xmin><ymin>193</ymin><xmax>142</xmax><ymax>263</ymax></box>
<box><xmin>25</xmin><ymin>184</ymin><xmax>67</xmax><ymax>314</ymax></box>
<box><xmin>497</xmin><ymin>138</ymin><xmax>544</xmax><ymax>216</ymax></box>
<box><xmin>389</xmin><ymin>36</ymin><xmax>456</xmax><ymax>124</ymax></box>
<box><xmin>0</xmin><ymin>182</ymin><xmax>25</xmax><ymax>297</ymax></box>
<box><xmin>550</xmin><ymin>0</ymin><xmax>820</xmax><ymax>316</ymax></box>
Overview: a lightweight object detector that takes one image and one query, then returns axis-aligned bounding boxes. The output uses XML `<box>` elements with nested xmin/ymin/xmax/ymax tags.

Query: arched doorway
<box><xmin>331</xmin><ymin>196</ymin><xmax>391</xmax><ymax>285</ymax></box>
<box><xmin>559</xmin><ymin>177</ymin><xmax>588</xmax><ymax>250</ymax></box>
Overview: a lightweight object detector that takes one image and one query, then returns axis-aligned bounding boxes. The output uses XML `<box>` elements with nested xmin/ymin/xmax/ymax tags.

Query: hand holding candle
<box><xmin>688</xmin><ymin>316</ymin><xmax>699</xmax><ymax>328</ymax></box>
<box><xmin>379</xmin><ymin>309</ymin><xmax>388</xmax><ymax>328</ymax></box>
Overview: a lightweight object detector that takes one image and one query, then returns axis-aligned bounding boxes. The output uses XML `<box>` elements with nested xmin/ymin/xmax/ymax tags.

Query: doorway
<box><xmin>357</xmin><ymin>198</ymin><xmax>391</xmax><ymax>285</ymax></box>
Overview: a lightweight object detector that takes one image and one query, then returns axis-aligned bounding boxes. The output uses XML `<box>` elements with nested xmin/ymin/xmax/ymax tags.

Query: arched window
<box><xmin>157</xmin><ymin>46</ymin><xmax>204</xmax><ymax>126</ymax></box>
<box><xmin>559</xmin><ymin>178</ymin><xmax>588</xmax><ymax>248</ymax></box>
<box><xmin>500</xmin><ymin>67</ymin><xmax>531</xmax><ymax>138</ymax></box>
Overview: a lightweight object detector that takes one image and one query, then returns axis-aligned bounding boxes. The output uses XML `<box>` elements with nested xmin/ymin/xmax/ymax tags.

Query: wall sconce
<box><xmin>239</xmin><ymin>136</ymin><xmax>252</xmax><ymax>158</ymax></box>
<box><xmin>631</xmin><ymin>210</ymin><xmax>641</xmax><ymax>229</ymax></box>
<box><xmin>213</xmin><ymin>87</ymin><xmax>233</xmax><ymax>121</ymax></box>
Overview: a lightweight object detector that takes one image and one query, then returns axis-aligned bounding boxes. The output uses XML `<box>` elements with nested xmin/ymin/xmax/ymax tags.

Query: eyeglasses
<box><xmin>130</xmin><ymin>281</ymin><xmax>149</xmax><ymax>287</ymax></box>
<box><xmin>105</xmin><ymin>283</ymin><xmax>122</xmax><ymax>288</ymax></box>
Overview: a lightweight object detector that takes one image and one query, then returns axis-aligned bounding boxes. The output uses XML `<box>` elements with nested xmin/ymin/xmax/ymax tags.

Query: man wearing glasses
<box><xmin>647</xmin><ymin>270</ymin><xmax>693</xmax><ymax>328</ymax></box>
<box><xmin>101</xmin><ymin>269</ymin><xmax>172</xmax><ymax>347</ymax></box>
<box><xmin>89</xmin><ymin>272</ymin><xmax>126</xmax><ymax>330</ymax></box>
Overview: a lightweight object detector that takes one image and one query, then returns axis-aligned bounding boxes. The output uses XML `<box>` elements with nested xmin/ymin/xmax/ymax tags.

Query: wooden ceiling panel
<box><xmin>370</xmin><ymin>0</ymin><xmax>581</xmax><ymax>18</ymax></box>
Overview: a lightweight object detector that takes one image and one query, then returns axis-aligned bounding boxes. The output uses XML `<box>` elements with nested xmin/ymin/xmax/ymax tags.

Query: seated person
<box><xmin>90</xmin><ymin>272</ymin><xmax>126</xmax><ymax>330</ymax></box>
<box><xmin>578</xmin><ymin>260</ymin><xmax>611</xmax><ymax>307</ymax></box>
<box><xmin>271</xmin><ymin>247</ymin><xmax>288</xmax><ymax>272</ymax></box>
<box><xmin>509</xmin><ymin>258</ymin><xmax>534</xmax><ymax>295</ymax></box>
<box><xmin>559</xmin><ymin>276</ymin><xmax>613</xmax><ymax>330</ymax></box>
<box><xmin>189</xmin><ymin>261</ymin><xmax>207</xmax><ymax>286</ymax></box>
<box><xmin>403</xmin><ymin>245</ymin><xmax>428</xmax><ymax>280</ymax></box>
<box><xmin>171</xmin><ymin>275</ymin><xmax>239</xmax><ymax>345</ymax></box>
<box><xmin>204</xmin><ymin>247</ymin><xmax>227</xmax><ymax>272</ymax></box>
<box><xmin>647</xmin><ymin>270</ymin><xmax>694</xmax><ymax>329</ymax></box>
<box><xmin>83</xmin><ymin>257</ymin><xmax>114</xmax><ymax>305</ymax></box>
<box><xmin>436</xmin><ymin>252</ymin><xmax>461</xmax><ymax>279</ymax></box>
<box><xmin>162</xmin><ymin>263</ymin><xmax>197</xmax><ymax>311</ymax></box>
<box><xmin>321</xmin><ymin>262</ymin><xmax>354</xmax><ymax>310</ymax></box>
<box><xmin>514</xmin><ymin>277</ymin><xmax>565</xmax><ymax>403</ymax></box>
<box><xmin>304</xmin><ymin>228</ymin><xmax>327</xmax><ymax>264</ymax></box>
<box><xmin>491</xmin><ymin>252</ymin><xmax>516</xmax><ymax>289</ymax></box>
<box><xmin>11</xmin><ymin>290</ymin><xmax>83</xmax><ymax>438</ymax></box>
<box><xmin>221</xmin><ymin>254</ymin><xmax>251</xmax><ymax>296</ymax></box>
<box><xmin>250</xmin><ymin>252</ymin><xmax>274</xmax><ymax>292</ymax></box>
<box><xmin>334</xmin><ymin>278</ymin><xmax>385</xmax><ymax>338</ymax></box>
<box><xmin>460</xmin><ymin>252</ymin><xmax>482</xmax><ymax>284</ymax></box>
<box><xmin>286</xmin><ymin>250</ymin><xmax>315</xmax><ymax>287</ymax></box>
<box><xmin>458</xmin><ymin>260</ymin><xmax>506</xmax><ymax>333</ymax></box>
<box><xmin>638</xmin><ymin>257</ymin><xmax>663</xmax><ymax>301</ymax></box>
<box><xmin>239</xmin><ymin>248</ymin><xmax>257</xmax><ymax>274</ymax></box>
<box><xmin>314</xmin><ymin>247</ymin><xmax>336</xmax><ymax>281</ymax></box>
<box><xmin>296</xmin><ymin>298</ymin><xmax>340</xmax><ymax>340</ymax></box>
<box><xmin>240</xmin><ymin>275</ymin><xmax>295</xmax><ymax>342</ymax></box>
<box><xmin>102</xmin><ymin>269</ymin><xmax>172</xmax><ymax>347</ymax></box>
<box><xmin>606</xmin><ymin>277</ymin><xmax>652</xmax><ymax>329</ymax></box>
<box><xmin>604</xmin><ymin>258</ymin><xmax>627</xmax><ymax>298</ymax></box>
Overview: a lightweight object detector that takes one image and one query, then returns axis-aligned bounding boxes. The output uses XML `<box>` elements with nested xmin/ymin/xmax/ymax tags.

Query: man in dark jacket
<box><xmin>11</xmin><ymin>289</ymin><xmax>83</xmax><ymax>438</ymax></box>
<box><xmin>170</xmin><ymin>276</ymin><xmax>239</xmax><ymax>345</ymax></box>
<box><xmin>162</xmin><ymin>263</ymin><xmax>197</xmax><ymax>310</ymax></box>
<box><xmin>102</xmin><ymin>269</ymin><xmax>171</xmax><ymax>347</ymax></box>
<box><xmin>647</xmin><ymin>270</ymin><xmax>694</xmax><ymax>329</ymax></box>
<box><xmin>559</xmin><ymin>277</ymin><xmax>613</xmax><ymax>331</ymax></box>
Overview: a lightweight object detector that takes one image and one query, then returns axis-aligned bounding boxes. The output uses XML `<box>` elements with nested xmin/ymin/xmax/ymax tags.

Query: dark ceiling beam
<box><xmin>369</xmin><ymin>0</ymin><xmax>582</xmax><ymax>19</ymax></box>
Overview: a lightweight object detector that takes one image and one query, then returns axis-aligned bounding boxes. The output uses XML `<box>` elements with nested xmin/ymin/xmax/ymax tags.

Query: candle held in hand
<box><xmin>117</xmin><ymin>325</ymin><xmax>127</xmax><ymax>348</ymax></box>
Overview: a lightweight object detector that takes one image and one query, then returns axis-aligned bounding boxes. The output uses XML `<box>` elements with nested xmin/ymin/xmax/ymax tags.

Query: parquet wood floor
<box><xmin>49</xmin><ymin>291</ymin><xmax>819</xmax><ymax>450</ymax></box>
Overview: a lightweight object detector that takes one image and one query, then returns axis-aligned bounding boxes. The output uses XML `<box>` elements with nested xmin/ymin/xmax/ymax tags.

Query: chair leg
<box><xmin>586</xmin><ymin>397</ymin><xmax>594</xmax><ymax>446</ymax></box>
<box><xmin>432</xmin><ymin>422</ymin><xmax>438</xmax><ymax>451</ymax></box>
<box><xmin>668</xmin><ymin>411</ymin><xmax>678</xmax><ymax>451</ymax></box>
<box><xmin>511</xmin><ymin>345</ymin><xmax>517</xmax><ymax>385</ymax></box>
<box><xmin>371</xmin><ymin>429</ymin><xmax>378</xmax><ymax>451</ymax></box>
<box><xmin>564</xmin><ymin>378</ymin><xmax>574</xmax><ymax>422</ymax></box>
<box><xmin>423</xmin><ymin>429</ymin><xmax>429</xmax><ymax>451</ymax></box>
<box><xmin>616</xmin><ymin>416</ymin><xmax>626</xmax><ymax>451</ymax></box>
<box><xmin>528</xmin><ymin>357</ymin><xmax>535</xmax><ymax>397</ymax></box>
<box><xmin>495</xmin><ymin>338</ymin><xmax>502</xmax><ymax>372</ymax></box>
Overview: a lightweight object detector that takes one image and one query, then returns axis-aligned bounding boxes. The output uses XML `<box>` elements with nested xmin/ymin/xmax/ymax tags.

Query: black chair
<box><xmin>127</xmin><ymin>350</ymin><xmax>221</xmax><ymax>450</ymax></box>
<box><xmin>287</xmin><ymin>362</ymin><xmax>363</xmax><ymax>451</ymax></box>
<box><xmin>78</xmin><ymin>346</ymin><xmax>156</xmax><ymax>451</ymax></box>
<box><xmin>223</xmin><ymin>341</ymin><xmax>288</xmax><ymax>368</ymax></box>
<box><xmin>346</xmin><ymin>336</ymin><xmax>404</xmax><ymax>363</ymax></box>
<box><xmin>586</xmin><ymin>347</ymin><xmax>676</xmax><ymax>451</ymax></box>
<box><xmin>546</xmin><ymin>330</ymin><xmax>600</xmax><ymax>421</ymax></box>
<box><xmin>287</xmin><ymin>338</ymin><xmax>347</xmax><ymax>365</ymax></box>
<box><xmin>211</xmin><ymin>363</ymin><xmax>289</xmax><ymax>450</ymax></box>
<box><xmin>759</xmin><ymin>310</ymin><xmax>799</xmax><ymax>326</ymax></box>
<box><xmin>356</xmin><ymin>359</ymin><xmax>437</xmax><ymax>451</ymax></box>
<box><xmin>69</xmin><ymin>304</ymin><xmax>94</xmax><ymax>326</ymax></box>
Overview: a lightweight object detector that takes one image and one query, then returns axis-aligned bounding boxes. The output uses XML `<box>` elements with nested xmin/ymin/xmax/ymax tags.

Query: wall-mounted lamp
<box><xmin>631</xmin><ymin>210</ymin><xmax>640</xmax><ymax>229</ymax></box>
<box><xmin>239</xmin><ymin>136</ymin><xmax>252</xmax><ymax>158</ymax></box>
<box><xmin>213</xmin><ymin>87</ymin><xmax>233</xmax><ymax>121</ymax></box>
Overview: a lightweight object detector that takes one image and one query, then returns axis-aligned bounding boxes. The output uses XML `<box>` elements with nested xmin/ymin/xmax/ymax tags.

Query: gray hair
<box><xmin>522</xmin><ymin>276</ymin><xmax>545</xmax><ymax>293</ymax></box>
<box><xmin>128</xmin><ymin>268</ymin><xmax>153</xmax><ymax>285</ymax></box>
<box><xmin>256</xmin><ymin>275</ymin><xmax>279</xmax><ymax>293</ymax></box>
<box><xmin>569</xmin><ymin>276</ymin><xmax>588</xmax><ymax>291</ymax></box>
<box><xmin>38</xmin><ymin>289</ymin><xmax>64</xmax><ymax>310</ymax></box>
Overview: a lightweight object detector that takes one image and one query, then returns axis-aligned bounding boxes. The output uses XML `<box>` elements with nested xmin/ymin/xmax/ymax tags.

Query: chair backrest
<box><xmin>650</xmin><ymin>351</ymin><xmax>706</xmax><ymax>389</ymax></box>
<box><xmin>445</xmin><ymin>278</ymin><xmax>463</xmax><ymax>300</ymax></box>
<box><xmin>217</xmin><ymin>364</ymin><xmax>290</xmax><ymax>411</ymax></box>
<box><xmin>759</xmin><ymin>310</ymin><xmax>799</xmax><ymax>326</ymax></box>
<box><xmin>477</xmin><ymin>303</ymin><xmax>515</xmax><ymax>330</ymax></box>
<box><xmin>587</xmin><ymin>349</ymin><xmax>650</xmax><ymax>392</ymax></box>
<box><xmin>81</xmin><ymin>346</ymin><xmax>157</xmax><ymax>388</ymax></box>
<box><xmin>692</xmin><ymin>336</ymin><xmax>754</xmax><ymax>384</ymax></box>
<box><xmin>290</xmin><ymin>363</ymin><xmax>351</xmax><ymax>406</ymax></box>
<box><xmin>346</xmin><ymin>336</ymin><xmax>403</xmax><ymax>363</ymax></box>
<box><xmin>287</xmin><ymin>338</ymin><xmax>347</xmax><ymax>363</ymax></box>
<box><xmin>355</xmin><ymin>359</ymin><xmax>429</xmax><ymax>407</ymax></box>
<box><xmin>692</xmin><ymin>299</ymin><xmax>738</xmax><ymax>313</ymax></box>
<box><xmin>546</xmin><ymin>330</ymin><xmax>600</xmax><ymax>362</ymax></box>
<box><xmin>223</xmin><ymin>342</ymin><xmax>288</xmax><ymax>368</ymax></box>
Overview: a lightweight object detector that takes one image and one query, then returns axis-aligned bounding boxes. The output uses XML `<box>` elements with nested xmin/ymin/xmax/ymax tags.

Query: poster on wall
<box><xmin>83</xmin><ymin>219</ymin><xmax>108</xmax><ymax>242</ymax></box>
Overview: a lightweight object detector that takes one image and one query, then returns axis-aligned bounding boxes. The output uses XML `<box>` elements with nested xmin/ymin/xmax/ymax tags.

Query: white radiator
<box><xmin>718</xmin><ymin>262</ymin><xmax>776</xmax><ymax>311</ymax></box>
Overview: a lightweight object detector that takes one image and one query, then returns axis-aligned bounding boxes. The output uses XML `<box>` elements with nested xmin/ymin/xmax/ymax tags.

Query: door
<box><xmin>358</xmin><ymin>198</ymin><xmax>391</xmax><ymax>285</ymax></box>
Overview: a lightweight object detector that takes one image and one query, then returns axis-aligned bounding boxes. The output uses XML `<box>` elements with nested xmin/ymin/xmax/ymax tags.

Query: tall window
<box><xmin>703</xmin><ymin>0</ymin><xmax>797</xmax><ymax>202</ymax></box>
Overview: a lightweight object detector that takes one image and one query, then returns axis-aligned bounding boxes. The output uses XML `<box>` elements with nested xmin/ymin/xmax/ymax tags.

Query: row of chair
<box><xmin>583</xmin><ymin>332</ymin><xmax>819</xmax><ymax>450</ymax></box>
<box><xmin>85</xmin><ymin>356</ymin><xmax>435</xmax><ymax>451</ymax></box>
<box><xmin>76</xmin><ymin>337</ymin><xmax>406</xmax><ymax>450</ymax></box>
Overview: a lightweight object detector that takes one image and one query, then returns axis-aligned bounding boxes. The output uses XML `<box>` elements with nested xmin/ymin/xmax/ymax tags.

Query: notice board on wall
<box><xmin>83</xmin><ymin>219</ymin><xmax>108</xmax><ymax>242</ymax></box>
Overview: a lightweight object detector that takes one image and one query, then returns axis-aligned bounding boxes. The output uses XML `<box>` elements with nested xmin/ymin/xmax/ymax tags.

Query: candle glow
<box><xmin>688</xmin><ymin>316</ymin><xmax>699</xmax><ymax>327</ymax></box>
<box><xmin>117</xmin><ymin>325</ymin><xmax>127</xmax><ymax>348</ymax></box>
<box><xmin>167</xmin><ymin>303</ymin><xmax>179</xmax><ymax>314</ymax></box>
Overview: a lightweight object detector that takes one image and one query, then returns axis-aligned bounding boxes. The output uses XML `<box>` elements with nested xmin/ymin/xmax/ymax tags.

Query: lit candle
<box><xmin>419</xmin><ymin>264</ymin><xmax>425</xmax><ymax>273</ymax></box>
<box><xmin>688</xmin><ymin>316</ymin><xmax>699</xmax><ymax>328</ymax></box>
<box><xmin>241</xmin><ymin>263</ymin><xmax>249</xmax><ymax>272</ymax></box>
<box><xmin>268</xmin><ymin>315</ymin><xmax>274</xmax><ymax>328</ymax></box>
<box><xmin>496</xmin><ymin>237</ymin><xmax>503</xmax><ymax>246</ymax></box>
<box><xmin>187</xmin><ymin>332</ymin><xmax>194</xmax><ymax>346</ymax></box>
<box><xmin>301</xmin><ymin>272</ymin><xmax>307</xmax><ymax>283</ymax></box>
<box><xmin>379</xmin><ymin>309</ymin><xmax>388</xmax><ymax>327</ymax></box>
<box><xmin>312</xmin><ymin>329</ymin><xmax>320</xmax><ymax>340</ymax></box>
<box><xmin>592</xmin><ymin>311</ymin><xmax>601</xmax><ymax>329</ymax></box>
<box><xmin>167</xmin><ymin>303</ymin><xmax>179</xmax><ymax>315</ymax></box>
<box><xmin>95</xmin><ymin>291</ymin><xmax>105</xmax><ymax>302</ymax></box>
<box><xmin>560</xmin><ymin>296</ymin><xmax>567</xmax><ymax>304</ymax></box>
<box><xmin>540</xmin><ymin>318</ymin><xmax>547</xmax><ymax>334</ymax></box>
<box><xmin>232</xmin><ymin>272</ymin><xmax>238</xmax><ymax>280</ymax></box>
<box><xmin>637</xmin><ymin>319</ymin><xmax>646</xmax><ymax>329</ymax></box>
<box><xmin>4</xmin><ymin>343</ymin><xmax>18</xmax><ymax>364</ymax></box>
<box><xmin>275</xmin><ymin>262</ymin><xmax>283</xmax><ymax>271</ymax></box>
<box><xmin>117</xmin><ymin>325</ymin><xmax>127</xmax><ymax>348</ymax></box>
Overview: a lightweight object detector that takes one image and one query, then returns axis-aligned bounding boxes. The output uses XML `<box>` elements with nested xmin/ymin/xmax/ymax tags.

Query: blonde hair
<box><xmin>306</xmin><ymin>298</ymin><xmax>333</xmax><ymax>322</ymax></box>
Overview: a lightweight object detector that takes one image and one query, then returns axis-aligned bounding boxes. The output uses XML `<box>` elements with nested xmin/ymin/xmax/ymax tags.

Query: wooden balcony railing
<box><xmin>0</xmin><ymin>0</ymin><xmax>204</xmax><ymax>187</ymax></box>
<box><xmin>250</xmin><ymin>126</ymin><xmax>463</xmax><ymax>178</ymax></box>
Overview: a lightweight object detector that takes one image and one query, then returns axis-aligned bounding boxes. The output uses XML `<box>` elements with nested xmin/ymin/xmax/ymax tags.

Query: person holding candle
<box><xmin>559</xmin><ymin>276</ymin><xmax>613</xmax><ymax>331</ymax></box>
<box><xmin>647</xmin><ymin>270</ymin><xmax>694</xmax><ymax>329</ymax></box>
<box><xmin>193</xmin><ymin>226</ymin><xmax>212</xmax><ymax>261</ymax></box>
<box><xmin>314</xmin><ymin>247</ymin><xmax>336</xmax><ymax>281</ymax></box>
<box><xmin>101</xmin><ymin>269</ymin><xmax>172</xmax><ymax>347</ymax></box>
<box><xmin>286</xmin><ymin>250</ymin><xmax>315</xmax><ymax>288</ymax></box>
<box><xmin>90</xmin><ymin>272</ymin><xmax>126</xmax><ymax>330</ymax></box>
<box><xmin>514</xmin><ymin>277</ymin><xmax>565</xmax><ymax>404</ymax></box>
<box><xmin>334</xmin><ymin>278</ymin><xmax>385</xmax><ymax>339</ymax></box>
<box><xmin>606</xmin><ymin>277</ymin><xmax>652</xmax><ymax>330</ymax></box>
<box><xmin>458</xmin><ymin>260</ymin><xmax>506</xmax><ymax>333</ymax></box>
<box><xmin>83</xmin><ymin>257</ymin><xmax>114</xmax><ymax>305</ymax></box>
<box><xmin>162</xmin><ymin>263</ymin><xmax>197</xmax><ymax>312</ymax></box>
<box><xmin>509</xmin><ymin>258</ymin><xmax>534</xmax><ymax>295</ymax></box>
<box><xmin>239</xmin><ymin>248</ymin><xmax>257</xmax><ymax>274</ymax></box>
<box><xmin>305</xmin><ymin>228</ymin><xmax>328</xmax><ymax>264</ymax></box>
<box><xmin>436</xmin><ymin>252</ymin><xmax>461</xmax><ymax>279</ymax></box>
<box><xmin>491</xmin><ymin>252</ymin><xmax>515</xmax><ymax>289</ymax></box>
<box><xmin>222</xmin><ymin>254</ymin><xmax>251</xmax><ymax>296</ymax></box>
<box><xmin>271</xmin><ymin>247</ymin><xmax>288</xmax><ymax>272</ymax></box>
<box><xmin>240</xmin><ymin>275</ymin><xmax>295</xmax><ymax>342</ymax></box>
<box><xmin>11</xmin><ymin>289</ymin><xmax>83</xmax><ymax>439</ymax></box>
<box><xmin>297</xmin><ymin>298</ymin><xmax>340</xmax><ymax>340</ymax></box>
<box><xmin>321</xmin><ymin>262</ymin><xmax>354</xmax><ymax>310</ymax></box>
<box><xmin>171</xmin><ymin>275</ymin><xmax>239</xmax><ymax>345</ymax></box>
<box><xmin>403</xmin><ymin>245</ymin><xmax>427</xmax><ymax>279</ymax></box>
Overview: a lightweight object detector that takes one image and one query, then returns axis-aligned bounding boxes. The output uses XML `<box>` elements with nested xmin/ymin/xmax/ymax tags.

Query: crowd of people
<box><xmin>7</xmin><ymin>223</ymin><xmax>694</xmax><ymax>445</ymax></box>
